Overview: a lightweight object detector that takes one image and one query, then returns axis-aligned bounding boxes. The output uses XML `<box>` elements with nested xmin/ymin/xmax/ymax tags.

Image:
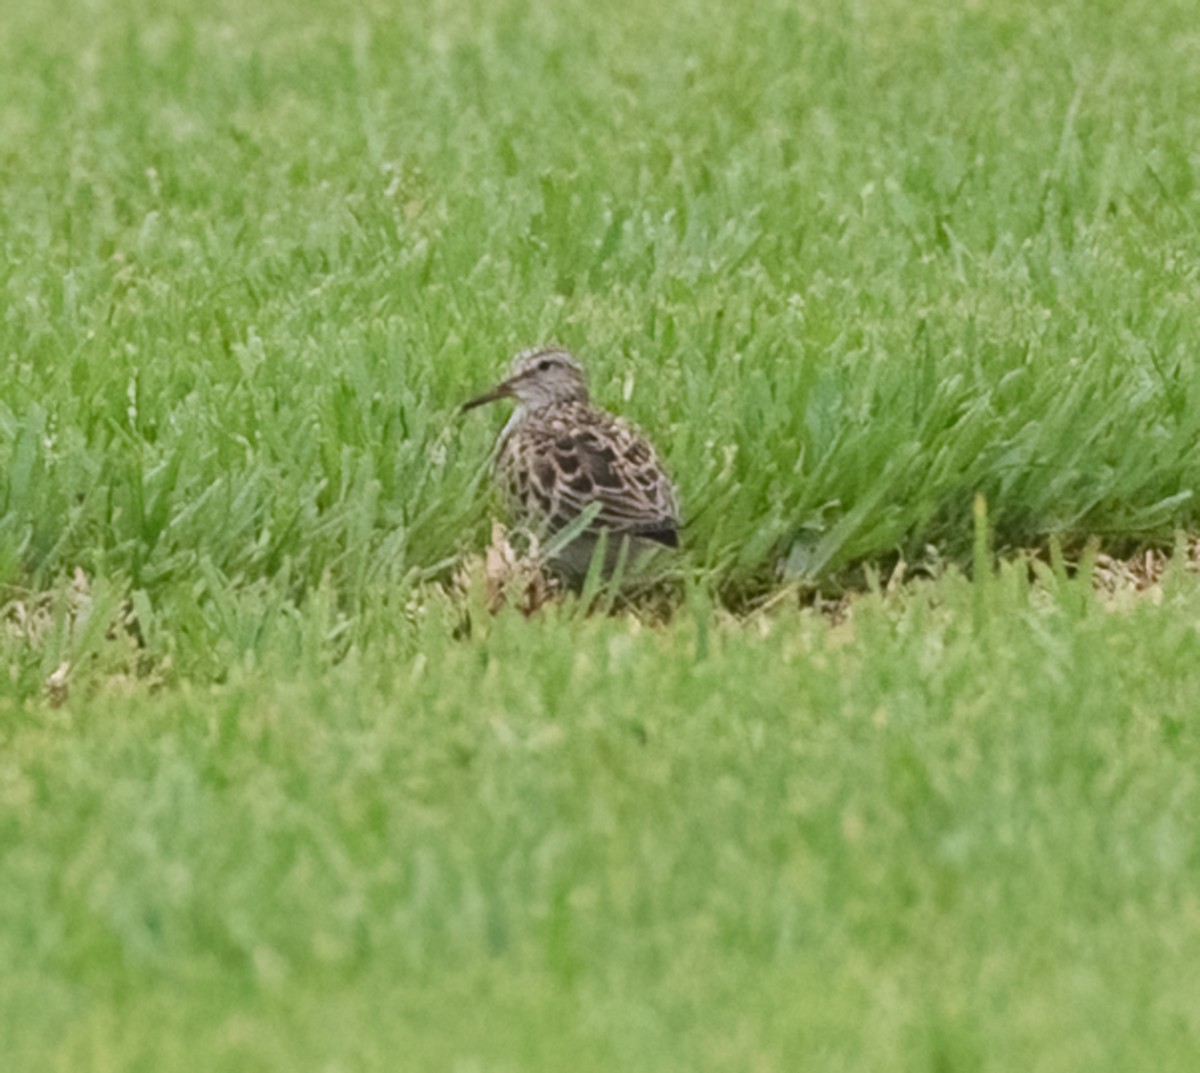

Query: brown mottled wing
<box><xmin>509</xmin><ymin>408</ymin><xmax>680</xmax><ymax>545</ymax></box>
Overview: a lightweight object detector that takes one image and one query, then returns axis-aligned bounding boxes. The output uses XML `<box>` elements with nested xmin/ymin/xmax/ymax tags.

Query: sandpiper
<box><xmin>462</xmin><ymin>346</ymin><xmax>681</xmax><ymax>579</ymax></box>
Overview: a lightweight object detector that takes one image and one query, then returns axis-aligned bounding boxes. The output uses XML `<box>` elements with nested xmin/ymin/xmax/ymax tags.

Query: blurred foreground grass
<box><xmin>4</xmin><ymin>561</ymin><xmax>1200</xmax><ymax>1070</ymax></box>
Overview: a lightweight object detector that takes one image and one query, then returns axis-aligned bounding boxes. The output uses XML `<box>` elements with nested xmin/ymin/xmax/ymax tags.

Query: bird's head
<box><xmin>461</xmin><ymin>346</ymin><xmax>589</xmax><ymax>412</ymax></box>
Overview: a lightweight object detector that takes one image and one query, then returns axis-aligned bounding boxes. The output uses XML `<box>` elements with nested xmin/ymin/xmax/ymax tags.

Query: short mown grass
<box><xmin>4</xmin><ymin>0</ymin><xmax>1200</xmax><ymax>606</ymax></box>
<box><xmin>2</xmin><ymin>0</ymin><xmax>1200</xmax><ymax>1068</ymax></box>
<box><xmin>5</xmin><ymin>565</ymin><xmax>1200</xmax><ymax>1070</ymax></box>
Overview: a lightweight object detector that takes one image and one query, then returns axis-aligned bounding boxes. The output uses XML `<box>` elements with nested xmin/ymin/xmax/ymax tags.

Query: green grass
<box><xmin>3</xmin><ymin>0</ymin><xmax>1200</xmax><ymax>601</ymax></box>
<box><xmin>3</xmin><ymin>0</ymin><xmax>1200</xmax><ymax>1067</ymax></box>
<box><xmin>6</xmin><ymin>569</ymin><xmax>1200</xmax><ymax>1070</ymax></box>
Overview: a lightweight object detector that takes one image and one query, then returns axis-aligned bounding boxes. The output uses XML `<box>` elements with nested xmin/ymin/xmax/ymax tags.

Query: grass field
<box><xmin>3</xmin><ymin>0</ymin><xmax>1200</xmax><ymax>1068</ymax></box>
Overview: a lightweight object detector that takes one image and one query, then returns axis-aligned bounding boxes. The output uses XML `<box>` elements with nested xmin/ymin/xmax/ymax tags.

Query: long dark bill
<box><xmin>460</xmin><ymin>382</ymin><xmax>513</xmax><ymax>412</ymax></box>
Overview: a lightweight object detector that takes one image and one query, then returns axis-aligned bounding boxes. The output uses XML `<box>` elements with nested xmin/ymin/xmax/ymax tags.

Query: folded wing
<box><xmin>513</xmin><ymin>411</ymin><xmax>680</xmax><ymax>545</ymax></box>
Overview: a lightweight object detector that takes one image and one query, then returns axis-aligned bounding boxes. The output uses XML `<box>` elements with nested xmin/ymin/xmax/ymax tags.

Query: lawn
<box><xmin>2</xmin><ymin>0</ymin><xmax>1199</xmax><ymax>1068</ymax></box>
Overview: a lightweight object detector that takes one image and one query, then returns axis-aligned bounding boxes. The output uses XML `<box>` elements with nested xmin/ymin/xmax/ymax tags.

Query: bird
<box><xmin>461</xmin><ymin>346</ymin><xmax>681</xmax><ymax>580</ymax></box>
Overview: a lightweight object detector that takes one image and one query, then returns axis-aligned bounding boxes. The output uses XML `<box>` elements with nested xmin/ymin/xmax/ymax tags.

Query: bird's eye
<box><xmin>537</xmin><ymin>360</ymin><xmax>552</xmax><ymax>371</ymax></box>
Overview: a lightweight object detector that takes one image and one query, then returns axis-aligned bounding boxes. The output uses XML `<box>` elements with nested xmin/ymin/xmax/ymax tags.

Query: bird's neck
<box><xmin>496</xmin><ymin>399</ymin><xmax>571</xmax><ymax>455</ymax></box>
<box><xmin>497</xmin><ymin>406</ymin><xmax>524</xmax><ymax>448</ymax></box>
